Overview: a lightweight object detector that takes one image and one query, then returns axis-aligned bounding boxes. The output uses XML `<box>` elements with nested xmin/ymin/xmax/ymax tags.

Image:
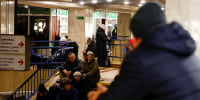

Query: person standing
<box><xmin>96</xmin><ymin>24</ymin><xmax>109</xmax><ymax>67</ymax></box>
<box><xmin>111</xmin><ymin>24</ymin><xmax>117</xmax><ymax>39</ymax></box>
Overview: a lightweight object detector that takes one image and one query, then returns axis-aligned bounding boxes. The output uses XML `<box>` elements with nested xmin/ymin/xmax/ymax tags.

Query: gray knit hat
<box><xmin>87</xmin><ymin>51</ymin><xmax>94</xmax><ymax>55</ymax></box>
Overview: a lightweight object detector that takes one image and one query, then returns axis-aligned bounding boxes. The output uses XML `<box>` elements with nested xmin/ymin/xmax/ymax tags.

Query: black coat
<box><xmin>86</xmin><ymin>41</ymin><xmax>96</xmax><ymax>57</ymax></box>
<box><xmin>72</xmin><ymin>78</ymin><xmax>90</xmax><ymax>100</ymax></box>
<box><xmin>56</xmin><ymin>88</ymin><xmax>79</xmax><ymax>100</ymax></box>
<box><xmin>96</xmin><ymin>27</ymin><xmax>108</xmax><ymax>57</ymax></box>
<box><xmin>68</xmin><ymin>42</ymin><xmax>79</xmax><ymax>57</ymax></box>
<box><xmin>63</xmin><ymin>59</ymin><xmax>82</xmax><ymax>74</ymax></box>
<box><xmin>98</xmin><ymin>22</ymin><xmax>200</xmax><ymax>100</ymax></box>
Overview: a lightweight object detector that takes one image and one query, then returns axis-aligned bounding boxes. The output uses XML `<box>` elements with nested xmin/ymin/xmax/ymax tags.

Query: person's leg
<box><xmin>98</xmin><ymin>57</ymin><xmax>104</xmax><ymax>67</ymax></box>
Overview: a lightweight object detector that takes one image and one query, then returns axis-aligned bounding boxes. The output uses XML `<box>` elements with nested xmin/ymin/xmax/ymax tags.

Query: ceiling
<box><xmin>18</xmin><ymin>0</ymin><xmax>165</xmax><ymax>13</ymax></box>
<box><xmin>72</xmin><ymin>0</ymin><xmax>165</xmax><ymax>7</ymax></box>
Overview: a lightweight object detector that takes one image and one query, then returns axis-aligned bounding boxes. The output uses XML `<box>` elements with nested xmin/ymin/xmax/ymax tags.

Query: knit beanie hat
<box><xmin>130</xmin><ymin>3</ymin><xmax>166</xmax><ymax>39</ymax></box>
<box><xmin>73</xmin><ymin>71</ymin><xmax>82</xmax><ymax>77</ymax></box>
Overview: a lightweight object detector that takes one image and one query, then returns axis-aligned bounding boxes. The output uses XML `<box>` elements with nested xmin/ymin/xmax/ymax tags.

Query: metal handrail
<box><xmin>7</xmin><ymin>47</ymin><xmax>73</xmax><ymax>100</ymax></box>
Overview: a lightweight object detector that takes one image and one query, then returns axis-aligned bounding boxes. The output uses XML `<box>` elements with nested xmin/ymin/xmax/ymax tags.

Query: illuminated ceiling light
<box><xmin>44</xmin><ymin>1</ymin><xmax>55</xmax><ymax>5</ymax></box>
<box><xmin>80</xmin><ymin>1</ymin><xmax>85</xmax><ymax>5</ymax></box>
<box><xmin>161</xmin><ymin>7</ymin><xmax>165</xmax><ymax>10</ymax></box>
<box><xmin>124</xmin><ymin>1</ymin><xmax>129</xmax><ymax>5</ymax></box>
<box><xmin>107</xmin><ymin>0</ymin><xmax>112</xmax><ymax>2</ymax></box>
<box><xmin>140</xmin><ymin>0</ymin><xmax>146</xmax><ymax>4</ymax></box>
<box><xmin>24</xmin><ymin>5</ymin><xmax>28</xmax><ymax>8</ymax></box>
<box><xmin>92</xmin><ymin>0</ymin><xmax>98</xmax><ymax>4</ymax></box>
<box><xmin>138</xmin><ymin>3</ymin><xmax>143</xmax><ymax>7</ymax></box>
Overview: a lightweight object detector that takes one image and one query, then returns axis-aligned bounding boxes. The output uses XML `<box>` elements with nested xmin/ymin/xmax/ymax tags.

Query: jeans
<box><xmin>98</xmin><ymin>56</ymin><xmax>107</xmax><ymax>67</ymax></box>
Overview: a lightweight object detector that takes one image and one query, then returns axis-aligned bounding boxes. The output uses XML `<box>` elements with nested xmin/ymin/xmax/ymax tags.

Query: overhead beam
<box><xmin>95</xmin><ymin>4</ymin><xmax>138</xmax><ymax>13</ymax></box>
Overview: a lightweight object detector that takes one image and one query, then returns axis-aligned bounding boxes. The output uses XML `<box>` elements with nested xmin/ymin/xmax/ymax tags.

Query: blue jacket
<box><xmin>98</xmin><ymin>22</ymin><xmax>200</xmax><ymax>100</ymax></box>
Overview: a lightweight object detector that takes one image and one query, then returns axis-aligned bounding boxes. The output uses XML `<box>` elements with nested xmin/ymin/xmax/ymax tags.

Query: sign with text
<box><xmin>0</xmin><ymin>35</ymin><xmax>30</xmax><ymax>70</ymax></box>
<box><xmin>0</xmin><ymin>55</ymin><xmax>25</xmax><ymax>70</ymax></box>
<box><xmin>0</xmin><ymin>35</ymin><xmax>25</xmax><ymax>54</ymax></box>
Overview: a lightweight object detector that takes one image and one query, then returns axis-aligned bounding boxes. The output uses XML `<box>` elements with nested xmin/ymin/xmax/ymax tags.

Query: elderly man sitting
<box><xmin>81</xmin><ymin>51</ymin><xmax>100</xmax><ymax>88</ymax></box>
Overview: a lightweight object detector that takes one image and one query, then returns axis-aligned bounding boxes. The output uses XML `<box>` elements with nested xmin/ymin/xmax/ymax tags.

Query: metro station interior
<box><xmin>0</xmin><ymin>0</ymin><xmax>200</xmax><ymax>100</ymax></box>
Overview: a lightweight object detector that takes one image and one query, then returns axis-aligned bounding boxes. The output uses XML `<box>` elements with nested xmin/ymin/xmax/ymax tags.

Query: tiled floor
<box><xmin>99</xmin><ymin>67</ymin><xmax>120</xmax><ymax>86</ymax></box>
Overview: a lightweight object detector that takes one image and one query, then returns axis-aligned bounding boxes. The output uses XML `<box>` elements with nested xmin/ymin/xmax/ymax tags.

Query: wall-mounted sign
<box><xmin>76</xmin><ymin>16</ymin><xmax>84</xmax><ymax>20</ymax></box>
<box><xmin>52</xmin><ymin>9</ymin><xmax>68</xmax><ymax>16</ymax></box>
<box><xmin>93</xmin><ymin>11</ymin><xmax>118</xmax><ymax>19</ymax></box>
<box><xmin>0</xmin><ymin>35</ymin><xmax>30</xmax><ymax>70</ymax></box>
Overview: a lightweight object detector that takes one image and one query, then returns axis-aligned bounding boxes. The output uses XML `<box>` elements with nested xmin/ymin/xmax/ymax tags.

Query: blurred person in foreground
<box><xmin>88</xmin><ymin>2</ymin><xmax>200</xmax><ymax>100</ymax></box>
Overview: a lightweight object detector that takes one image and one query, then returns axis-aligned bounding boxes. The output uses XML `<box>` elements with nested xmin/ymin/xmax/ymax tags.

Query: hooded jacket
<box><xmin>98</xmin><ymin>3</ymin><xmax>200</xmax><ymax>100</ymax></box>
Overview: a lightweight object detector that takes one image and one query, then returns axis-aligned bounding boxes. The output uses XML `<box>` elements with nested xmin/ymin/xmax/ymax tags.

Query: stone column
<box><xmin>68</xmin><ymin>8</ymin><xmax>93</xmax><ymax>60</ymax></box>
<box><xmin>166</xmin><ymin>0</ymin><xmax>200</xmax><ymax>58</ymax></box>
<box><xmin>110</xmin><ymin>13</ymin><xmax>131</xmax><ymax>65</ymax></box>
<box><xmin>117</xmin><ymin>13</ymin><xmax>131</xmax><ymax>37</ymax></box>
<box><xmin>0</xmin><ymin>0</ymin><xmax>14</xmax><ymax>34</ymax></box>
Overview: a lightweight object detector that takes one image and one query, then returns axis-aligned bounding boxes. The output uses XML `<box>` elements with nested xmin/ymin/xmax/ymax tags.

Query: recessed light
<box><xmin>107</xmin><ymin>0</ymin><xmax>112</xmax><ymax>2</ymax></box>
<box><xmin>92</xmin><ymin>0</ymin><xmax>98</xmax><ymax>4</ymax></box>
<box><xmin>161</xmin><ymin>8</ymin><xmax>165</xmax><ymax>10</ymax></box>
<box><xmin>140</xmin><ymin>0</ymin><xmax>146</xmax><ymax>4</ymax></box>
<box><xmin>138</xmin><ymin>4</ymin><xmax>143</xmax><ymax>7</ymax></box>
<box><xmin>24</xmin><ymin>5</ymin><xmax>28</xmax><ymax>8</ymax></box>
<box><xmin>80</xmin><ymin>1</ymin><xmax>85</xmax><ymax>5</ymax></box>
<box><xmin>124</xmin><ymin>2</ymin><xmax>129</xmax><ymax>5</ymax></box>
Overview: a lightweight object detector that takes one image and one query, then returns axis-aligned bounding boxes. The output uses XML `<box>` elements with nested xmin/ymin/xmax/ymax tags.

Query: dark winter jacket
<box><xmin>98</xmin><ymin>22</ymin><xmax>200</xmax><ymax>100</ymax></box>
<box><xmin>68</xmin><ymin>42</ymin><xmax>79</xmax><ymax>57</ymax></box>
<box><xmin>86</xmin><ymin>41</ymin><xmax>96</xmax><ymax>57</ymax></box>
<box><xmin>96</xmin><ymin>27</ymin><xmax>108</xmax><ymax>57</ymax></box>
<box><xmin>56</xmin><ymin>88</ymin><xmax>79</xmax><ymax>100</ymax></box>
<box><xmin>72</xmin><ymin>78</ymin><xmax>90</xmax><ymax>100</ymax></box>
<box><xmin>81</xmin><ymin>59</ymin><xmax>100</xmax><ymax>87</ymax></box>
<box><xmin>63</xmin><ymin>59</ymin><xmax>82</xmax><ymax>74</ymax></box>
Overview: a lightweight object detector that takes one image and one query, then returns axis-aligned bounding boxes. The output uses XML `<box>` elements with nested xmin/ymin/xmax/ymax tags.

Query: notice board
<box><xmin>0</xmin><ymin>35</ymin><xmax>30</xmax><ymax>70</ymax></box>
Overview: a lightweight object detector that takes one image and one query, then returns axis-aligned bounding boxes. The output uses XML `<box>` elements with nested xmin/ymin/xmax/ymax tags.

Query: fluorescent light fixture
<box><xmin>124</xmin><ymin>1</ymin><xmax>129</xmax><ymax>5</ymax></box>
<box><xmin>138</xmin><ymin>4</ymin><xmax>143</xmax><ymax>7</ymax></box>
<box><xmin>140</xmin><ymin>0</ymin><xmax>146</xmax><ymax>4</ymax></box>
<box><xmin>92</xmin><ymin>0</ymin><xmax>98</xmax><ymax>4</ymax></box>
<box><xmin>80</xmin><ymin>1</ymin><xmax>85</xmax><ymax>5</ymax></box>
<box><xmin>161</xmin><ymin>7</ymin><xmax>165</xmax><ymax>10</ymax></box>
<box><xmin>107</xmin><ymin>0</ymin><xmax>112</xmax><ymax>2</ymax></box>
<box><xmin>24</xmin><ymin>5</ymin><xmax>28</xmax><ymax>8</ymax></box>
